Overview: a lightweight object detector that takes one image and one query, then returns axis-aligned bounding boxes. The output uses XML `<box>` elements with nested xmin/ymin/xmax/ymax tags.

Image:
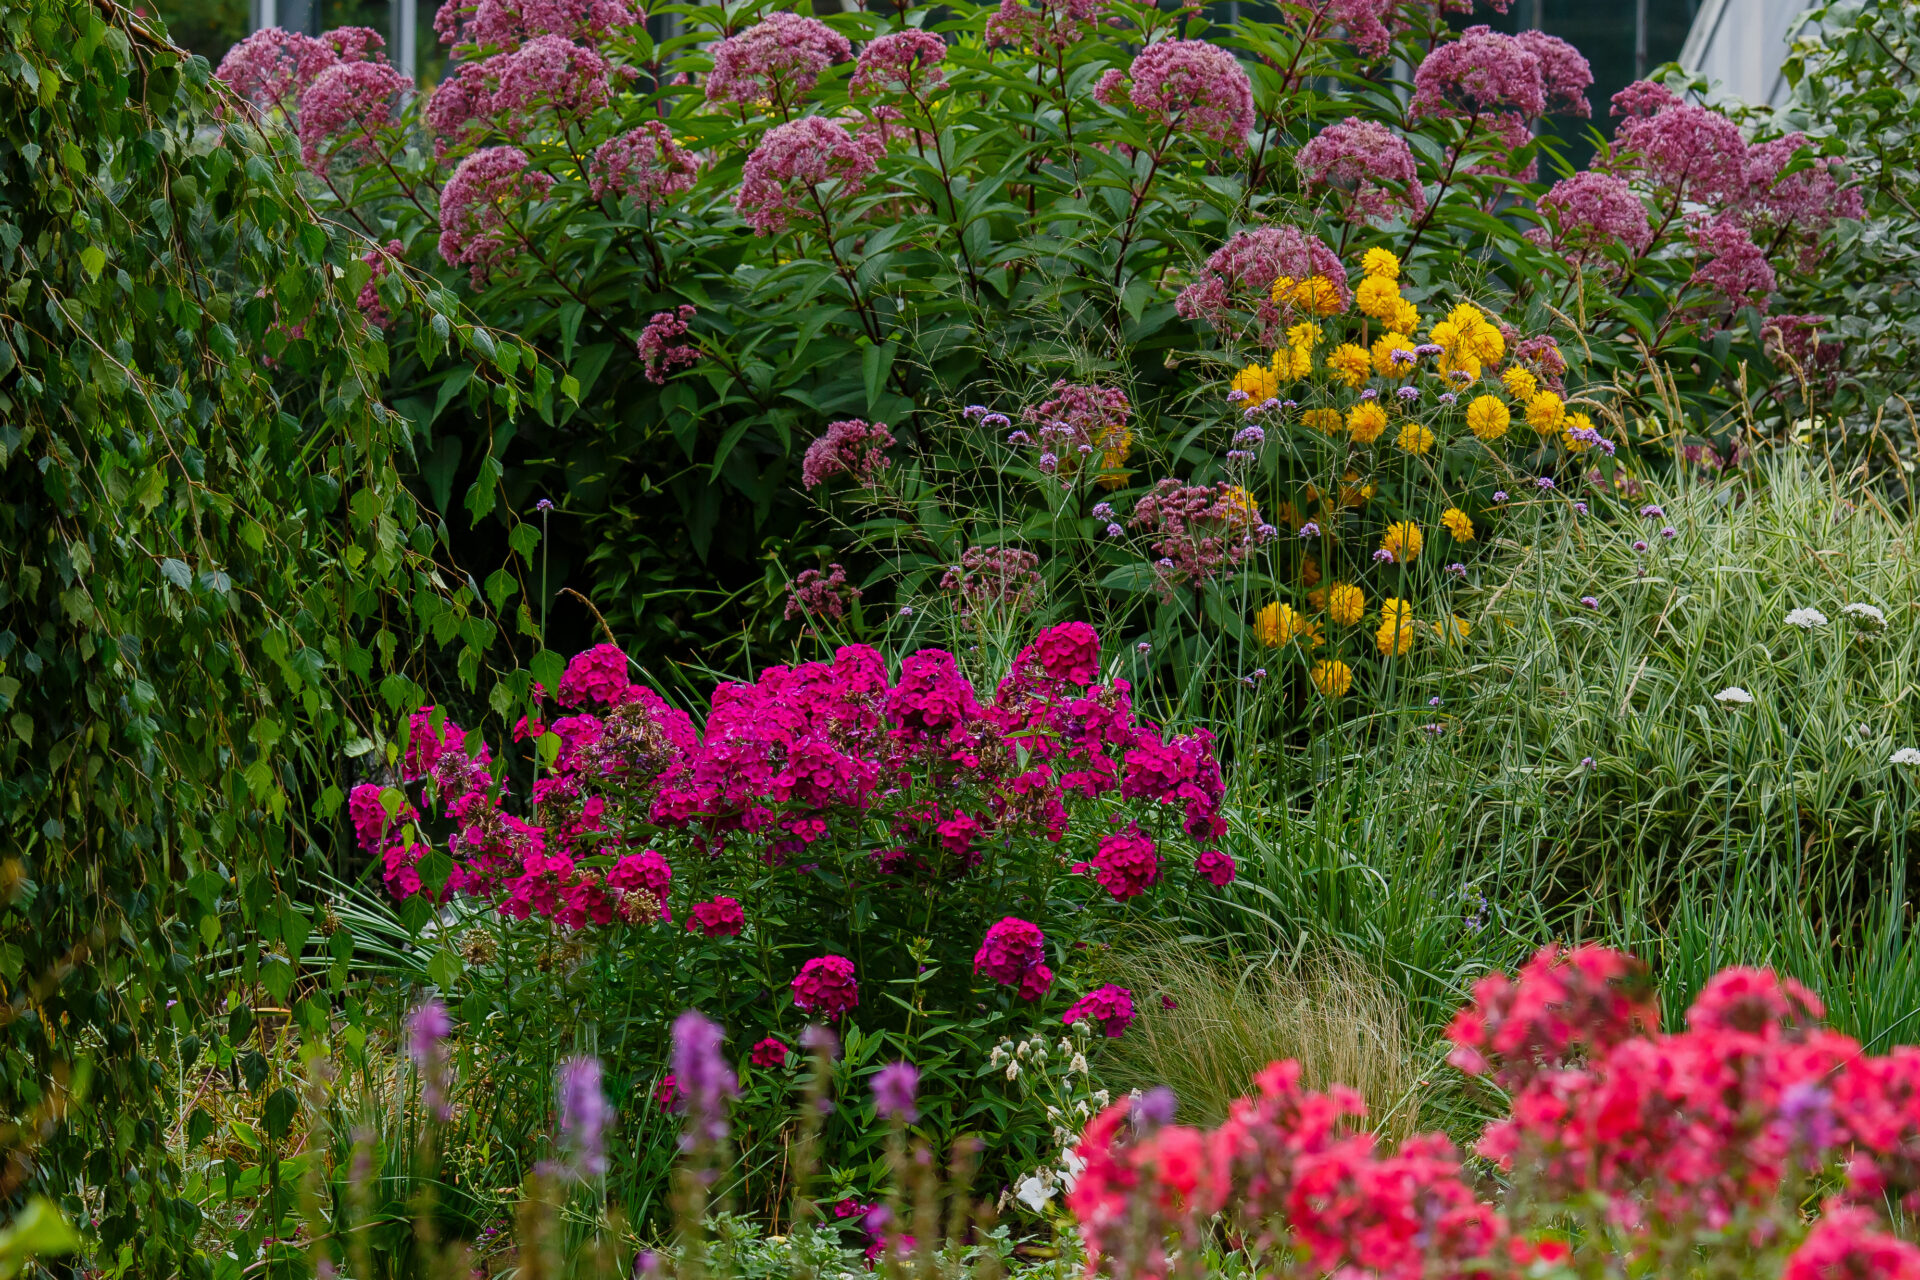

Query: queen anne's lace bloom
<box><xmin>438</xmin><ymin>146</ymin><xmax>554</xmax><ymax>284</ymax></box>
<box><xmin>1295</xmin><ymin>117</ymin><xmax>1424</xmax><ymax>225</ymax></box>
<box><xmin>1124</xmin><ymin>40</ymin><xmax>1254</xmax><ymax>151</ymax></box>
<box><xmin>1784</xmin><ymin>607</ymin><xmax>1830</xmax><ymax>630</ymax></box>
<box><xmin>707</xmin><ymin>12</ymin><xmax>851</xmax><ymax>111</ymax></box>
<box><xmin>733</xmin><ymin>117</ymin><xmax>881</xmax><ymax>236</ymax></box>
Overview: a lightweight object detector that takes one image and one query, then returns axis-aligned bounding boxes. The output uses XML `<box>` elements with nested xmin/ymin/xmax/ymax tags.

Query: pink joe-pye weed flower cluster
<box><xmin>433</xmin><ymin>0</ymin><xmax>641</xmax><ymax>55</ymax></box>
<box><xmin>733</xmin><ymin>116</ymin><xmax>883</xmax><ymax>237</ymax></box>
<box><xmin>436</xmin><ymin>146</ymin><xmax>555</xmax><ymax>284</ymax></box>
<box><xmin>634</xmin><ymin>305</ymin><xmax>701</xmax><ymax>384</ymax></box>
<box><xmin>590</xmin><ymin>120</ymin><xmax>702</xmax><ymax>206</ymax></box>
<box><xmin>801</xmin><ymin>417</ymin><xmax>895</xmax><ymax>489</ymax></box>
<box><xmin>1114</xmin><ymin>39</ymin><xmax>1255</xmax><ymax>152</ymax></box>
<box><xmin>706</xmin><ymin>12</ymin><xmax>851</xmax><ymax>113</ymax></box>
<box><xmin>1295</xmin><ymin>116</ymin><xmax>1425</xmax><ymax>225</ymax></box>
<box><xmin>849</xmin><ymin>30</ymin><xmax>948</xmax><ymax>100</ymax></box>
<box><xmin>1174</xmin><ymin>224</ymin><xmax>1351</xmax><ymax>343</ymax></box>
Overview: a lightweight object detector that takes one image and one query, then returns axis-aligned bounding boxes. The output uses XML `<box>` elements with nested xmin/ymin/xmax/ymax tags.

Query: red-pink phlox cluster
<box><xmin>591</xmin><ymin>121</ymin><xmax>701</xmax><ymax>206</ymax></box>
<box><xmin>801</xmin><ymin>418</ymin><xmax>895</xmax><ymax>489</ymax></box>
<box><xmin>1063</xmin><ymin>984</ymin><xmax>1134</xmax><ymax>1038</ymax></box>
<box><xmin>941</xmin><ymin>546</ymin><xmax>1043</xmax><ymax>614</ymax></box>
<box><xmin>786</xmin><ymin>564</ymin><xmax>862</xmax><ymax>624</ymax></box>
<box><xmin>851</xmin><ymin>30</ymin><xmax>947</xmax><ymax>98</ymax></box>
<box><xmin>707</xmin><ymin>13</ymin><xmax>851</xmax><ymax>110</ymax></box>
<box><xmin>1296</xmin><ymin>116</ymin><xmax>1425</xmax><ymax>225</ymax></box>
<box><xmin>437</xmin><ymin>146</ymin><xmax>555</xmax><ymax>285</ymax></box>
<box><xmin>296</xmin><ymin>59</ymin><xmax>411</xmax><ymax>171</ymax></box>
<box><xmin>975</xmin><ymin>916</ymin><xmax>1053</xmax><ymax>999</ymax></box>
<box><xmin>635</xmin><ymin>305</ymin><xmax>701</xmax><ymax>384</ymax></box>
<box><xmin>792</xmin><ymin>954</ymin><xmax>860</xmax><ymax>1019</ymax></box>
<box><xmin>750</xmin><ymin>1036</ymin><xmax>789</xmax><ymax>1068</ymax></box>
<box><xmin>1411</xmin><ymin>26</ymin><xmax>1547</xmax><ymax>120</ymax></box>
<box><xmin>1193</xmin><ymin>848</ymin><xmax>1235</xmax><ymax>886</ymax></box>
<box><xmin>1121</xmin><ymin>723</ymin><xmax>1225</xmax><ymax>839</ymax></box>
<box><xmin>1072</xmin><ymin>1058</ymin><xmax>1501</xmax><ymax>1278</ymax></box>
<box><xmin>1529</xmin><ymin>170</ymin><xmax>1652</xmax><ymax>261</ymax></box>
<box><xmin>687</xmin><ymin>896</ymin><xmax>746</xmax><ymax>937</ymax></box>
<box><xmin>1174</xmin><ymin>224</ymin><xmax>1349</xmax><ymax>342</ymax></box>
<box><xmin>1783</xmin><ymin>1205</ymin><xmax>1920</xmax><ymax>1280</ymax></box>
<box><xmin>1128</xmin><ymin>479</ymin><xmax>1270</xmax><ymax>602</ymax></box>
<box><xmin>734</xmin><ymin>117</ymin><xmax>882</xmax><ymax>237</ymax></box>
<box><xmin>1123</xmin><ymin>40</ymin><xmax>1254</xmax><ymax>152</ymax></box>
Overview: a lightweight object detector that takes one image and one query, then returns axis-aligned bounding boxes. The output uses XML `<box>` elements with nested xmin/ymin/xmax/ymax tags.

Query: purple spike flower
<box><xmin>672</xmin><ymin>1010</ymin><xmax>739</xmax><ymax>1149</ymax></box>
<box><xmin>873</xmin><ymin>1061</ymin><xmax>920</xmax><ymax>1122</ymax></box>
<box><xmin>408</xmin><ymin>1000</ymin><xmax>453</xmax><ymax>1122</ymax></box>
<box><xmin>557</xmin><ymin>1055</ymin><xmax>612</xmax><ymax>1178</ymax></box>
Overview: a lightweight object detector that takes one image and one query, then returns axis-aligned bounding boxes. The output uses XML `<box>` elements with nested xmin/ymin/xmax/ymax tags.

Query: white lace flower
<box><xmin>1843</xmin><ymin>602</ymin><xmax>1888</xmax><ymax>628</ymax></box>
<box><xmin>1715</xmin><ymin>686</ymin><xmax>1754</xmax><ymax>705</ymax></box>
<box><xmin>1893</xmin><ymin>747</ymin><xmax>1920</xmax><ymax>766</ymax></box>
<box><xmin>1785</xmin><ymin>607</ymin><xmax>1830</xmax><ymax>629</ymax></box>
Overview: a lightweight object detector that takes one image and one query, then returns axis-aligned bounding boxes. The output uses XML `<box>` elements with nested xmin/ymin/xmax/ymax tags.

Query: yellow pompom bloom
<box><xmin>1447</xmin><ymin>302</ymin><xmax>1485</xmax><ymax>330</ymax></box>
<box><xmin>1430</xmin><ymin>319</ymin><xmax>1463</xmax><ymax>355</ymax></box>
<box><xmin>1361</xmin><ymin>247</ymin><xmax>1400</xmax><ymax>281</ymax></box>
<box><xmin>1348</xmin><ymin>401</ymin><xmax>1389</xmax><ymax>444</ymax></box>
<box><xmin>1273</xmin><ymin>345</ymin><xmax>1314</xmax><ymax>380</ymax></box>
<box><xmin>1254</xmin><ymin>602</ymin><xmax>1323</xmax><ymax>648</ymax></box>
<box><xmin>1395</xmin><ymin>421</ymin><xmax>1436</xmax><ymax>455</ymax></box>
<box><xmin>1292</xmin><ymin>275</ymin><xmax>1346</xmax><ymax>316</ymax></box>
<box><xmin>1381</xmin><ymin>520</ymin><xmax>1423</xmax><ymax>561</ymax></box>
<box><xmin>1376</xmin><ymin>597</ymin><xmax>1417</xmax><ymax>657</ymax></box>
<box><xmin>1391</xmin><ymin>298</ymin><xmax>1421</xmax><ymax>334</ymax></box>
<box><xmin>1220</xmin><ymin>485</ymin><xmax>1262</xmax><ymax>528</ymax></box>
<box><xmin>1233</xmin><ymin>363</ymin><xmax>1281</xmax><ymax>402</ymax></box>
<box><xmin>1310</xmin><ymin>659</ymin><xmax>1354</xmax><ymax>698</ymax></box>
<box><xmin>1501</xmin><ymin>366</ymin><xmax>1538</xmax><ymax>400</ymax></box>
<box><xmin>1328</xmin><ymin>343</ymin><xmax>1373</xmax><ymax>388</ymax></box>
<box><xmin>1468</xmin><ymin>322</ymin><xmax>1506</xmax><ymax>364</ymax></box>
<box><xmin>1301</xmin><ymin>554</ymin><xmax>1322</xmax><ymax>588</ymax></box>
<box><xmin>1268</xmin><ymin>274</ymin><xmax>1297</xmax><ymax>304</ymax></box>
<box><xmin>1307</xmin><ymin>584</ymin><xmax>1329</xmax><ymax>612</ymax></box>
<box><xmin>1465</xmin><ymin>394</ymin><xmax>1511</xmax><ymax>442</ymax></box>
<box><xmin>1302</xmin><ymin>407</ymin><xmax>1344</xmax><ymax>435</ymax></box>
<box><xmin>1561</xmin><ymin>411</ymin><xmax>1596</xmax><ymax>452</ymax></box>
<box><xmin>1440</xmin><ymin>507</ymin><xmax>1475</xmax><ymax>541</ymax></box>
<box><xmin>1355</xmin><ymin>275</ymin><xmax>1402</xmax><ymax>320</ymax></box>
<box><xmin>1433</xmin><ymin>614</ymin><xmax>1472</xmax><ymax>646</ymax></box>
<box><xmin>1339</xmin><ymin>471</ymin><xmax>1377</xmax><ymax>507</ymax></box>
<box><xmin>1526</xmin><ymin>390</ymin><xmax>1566</xmax><ymax>434</ymax></box>
<box><xmin>1372</xmin><ymin>332</ymin><xmax>1415</xmax><ymax>378</ymax></box>
<box><xmin>1327</xmin><ymin>581</ymin><xmax>1366</xmax><ymax>626</ymax></box>
<box><xmin>1287</xmin><ymin>321</ymin><xmax>1323</xmax><ymax>349</ymax></box>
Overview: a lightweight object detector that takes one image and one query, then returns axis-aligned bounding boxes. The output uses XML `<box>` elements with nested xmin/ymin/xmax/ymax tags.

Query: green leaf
<box><xmin>78</xmin><ymin>246</ymin><xmax>105</xmax><ymax>280</ymax></box>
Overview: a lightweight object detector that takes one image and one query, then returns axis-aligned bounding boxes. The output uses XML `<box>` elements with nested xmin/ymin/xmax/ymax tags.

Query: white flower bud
<box><xmin>1069</xmin><ymin>1053</ymin><xmax>1089</xmax><ymax>1076</ymax></box>
<box><xmin>1092</xmin><ymin>1090</ymin><xmax>1110</xmax><ymax>1107</ymax></box>
<box><xmin>1005</xmin><ymin>1061</ymin><xmax>1021</xmax><ymax>1081</ymax></box>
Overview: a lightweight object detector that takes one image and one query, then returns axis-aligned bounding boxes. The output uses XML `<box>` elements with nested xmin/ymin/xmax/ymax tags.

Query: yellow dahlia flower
<box><xmin>1311</xmin><ymin>659</ymin><xmax>1354</xmax><ymax>698</ymax></box>
<box><xmin>1466</xmin><ymin>394</ymin><xmax>1510</xmax><ymax>441</ymax></box>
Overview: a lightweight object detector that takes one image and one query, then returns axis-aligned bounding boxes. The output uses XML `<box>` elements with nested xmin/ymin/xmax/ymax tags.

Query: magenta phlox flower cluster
<box><xmin>635</xmin><ymin>305</ymin><xmax>701</xmax><ymax>384</ymax></box>
<box><xmin>1194</xmin><ymin>848</ymin><xmax>1237</xmax><ymax>887</ymax></box>
<box><xmin>1090</xmin><ymin>827</ymin><xmax>1160</xmax><ymax>899</ymax></box>
<box><xmin>1119</xmin><ymin>40</ymin><xmax>1253</xmax><ymax>152</ymax></box>
<box><xmin>1063</xmin><ymin>983</ymin><xmax>1136</xmax><ymax>1037</ymax></box>
<box><xmin>802</xmin><ymin>418</ymin><xmax>895</xmax><ymax>488</ymax></box>
<box><xmin>793</xmin><ymin>954</ymin><xmax>860</xmax><ymax>1019</ymax></box>
<box><xmin>436</xmin><ymin>0</ymin><xmax>639</xmax><ymax>53</ymax></box>
<box><xmin>1411</xmin><ymin>26</ymin><xmax>1546</xmax><ymax>120</ymax></box>
<box><xmin>1296</xmin><ymin>117</ymin><xmax>1425</xmax><ymax>225</ymax></box>
<box><xmin>851</xmin><ymin>30</ymin><xmax>947</xmax><ymax>99</ymax></box>
<box><xmin>296</xmin><ymin>58</ymin><xmax>411</xmax><ymax>171</ymax></box>
<box><xmin>984</xmin><ymin>0</ymin><xmax>1107</xmax><ymax>52</ymax></box>
<box><xmin>437</xmin><ymin>146</ymin><xmax>554</xmax><ymax>284</ymax></box>
<box><xmin>1174</xmin><ymin>225</ymin><xmax>1348</xmax><ymax>342</ymax></box>
<box><xmin>940</xmin><ymin>546</ymin><xmax>1044</xmax><ymax>615</ymax></box>
<box><xmin>216</xmin><ymin>27</ymin><xmax>338</xmax><ymax>113</ymax></box>
<box><xmin>786</xmin><ymin>564</ymin><xmax>863</xmax><ymax>624</ymax></box>
<box><xmin>1529</xmin><ymin>171</ymin><xmax>1652</xmax><ymax>263</ymax></box>
<box><xmin>356</xmin><ymin>239</ymin><xmax>405</xmax><ymax>328</ymax></box>
<box><xmin>734</xmin><ymin>116</ymin><xmax>883</xmax><ymax>237</ymax></box>
<box><xmin>1128</xmin><ymin>479</ymin><xmax>1269</xmax><ymax>601</ymax></box>
<box><xmin>591</xmin><ymin>121</ymin><xmax>701</xmax><ymax>206</ymax></box>
<box><xmin>367</xmin><ymin>627</ymin><xmax>1223</xmax><ymax>950</ymax></box>
<box><xmin>975</xmin><ymin>916</ymin><xmax>1054</xmax><ymax>999</ymax></box>
<box><xmin>707</xmin><ymin>13</ymin><xmax>851</xmax><ymax>111</ymax></box>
